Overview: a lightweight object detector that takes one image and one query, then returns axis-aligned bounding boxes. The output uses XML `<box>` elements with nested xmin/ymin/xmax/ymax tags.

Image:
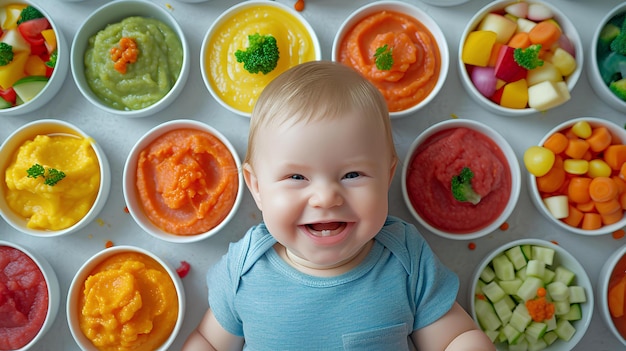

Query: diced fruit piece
<box><xmin>528</xmin><ymin>80</ymin><xmax>570</xmax><ymax>110</ymax></box>
<box><xmin>1</xmin><ymin>28</ymin><xmax>30</xmax><ymax>52</ymax></box>
<box><xmin>12</xmin><ymin>75</ymin><xmax>48</xmax><ymax>102</ymax></box>
<box><xmin>41</xmin><ymin>28</ymin><xmax>56</xmax><ymax>53</ymax></box>
<box><xmin>462</xmin><ymin>30</ymin><xmax>497</xmax><ymax>67</ymax></box>
<box><xmin>549</xmin><ymin>47</ymin><xmax>576</xmax><ymax>76</ymax></box>
<box><xmin>3</xmin><ymin>4</ymin><xmax>26</xmax><ymax>30</ymax></box>
<box><xmin>495</xmin><ymin>45</ymin><xmax>528</xmax><ymax>83</ymax></box>
<box><xmin>25</xmin><ymin>55</ymin><xmax>46</xmax><ymax>76</ymax></box>
<box><xmin>478</xmin><ymin>13</ymin><xmax>517</xmax><ymax>44</ymax></box>
<box><xmin>17</xmin><ymin>18</ymin><xmax>50</xmax><ymax>46</ymax></box>
<box><xmin>516</xmin><ymin>17</ymin><xmax>537</xmax><ymax>34</ymax></box>
<box><xmin>524</xmin><ymin>145</ymin><xmax>555</xmax><ymax>177</ymax></box>
<box><xmin>527</xmin><ymin>3</ymin><xmax>554</xmax><ymax>22</ymax></box>
<box><xmin>505</xmin><ymin>2</ymin><xmax>528</xmax><ymax>18</ymax></box>
<box><xmin>0</xmin><ymin>95</ymin><xmax>11</xmax><ymax>108</ymax></box>
<box><xmin>526</xmin><ymin>61</ymin><xmax>562</xmax><ymax>86</ymax></box>
<box><xmin>501</xmin><ymin>79</ymin><xmax>528</xmax><ymax>109</ymax></box>
<box><xmin>543</xmin><ymin>195</ymin><xmax>569</xmax><ymax>219</ymax></box>
<box><xmin>0</xmin><ymin>51</ymin><xmax>28</xmax><ymax>89</ymax></box>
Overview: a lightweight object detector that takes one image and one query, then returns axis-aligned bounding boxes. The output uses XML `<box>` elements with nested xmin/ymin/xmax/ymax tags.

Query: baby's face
<box><xmin>245</xmin><ymin>110</ymin><xmax>396</xmax><ymax>271</ymax></box>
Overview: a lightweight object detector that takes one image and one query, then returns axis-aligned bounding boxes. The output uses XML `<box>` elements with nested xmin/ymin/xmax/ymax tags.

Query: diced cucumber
<box><xmin>516</xmin><ymin>267</ymin><xmax>528</xmax><ymax>281</ymax></box>
<box><xmin>521</xmin><ymin>245</ymin><xmax>532</xmax><ymax>260</ymax></box>
<box><xmin>554</xmin><ymin>266</ymin><xmax>576</xmax><ymax>286</ymax></box>
<box><xmin>509</xmin><ymin>303</ymin><xmax>532</xmax><ymax>332</ymax></box>
<box><xmin>527</xmin><ymin>337</ymin><xmax>548</xmax><ymax>351</ymax></box>
<box><xmin>12</xmin><ymin>76</ymin><xmax>49</xmax><ymax>103</ymax></box>
<box><xmin>555</xmin><ymin>319</ymin><xmax>576</xmax><ymax>341</ymax></box>
<box><xmin>568</xmin><ymin>286</ymin><xmax>587</xmax><ymax>304</ymax></box>
<box><xmin>0</xmin><ymin>96</ymin><xmax>11</xmax><ymax>109</ymax></box>
<box><xmin>545</xmin><ymin>314</ymin><xmax>557</xmax><ymax>331</ymax></box>
<box><xmin>525</xmin><ymin>321</ymin><xmax>547</xmax><ymax>341</ymax></box>
<box><xmin>547</xmin><ymin>281</ymin><xmax>569</xmax><ymax>301</ymax></box>
<box><xmin>500</xmin><ymin>278</ymin><xmax>523</xmax><ymax>296</ymax></box>
<box><xmin>508</xmin><ymin>337</ymin><xmax>528</xmax><ymax>351</ymax></box>
<box><xmin>502</xmin><ymin>323</ymin><xmax>523</xmax><ymax>344</ymax></box>
<box><xmin>560</xmin><ymin>303</ymin><xmax>582</xmax><ymax>321</ymax></box>
<box><xmin>475</xmin><ymin>298</ymin><xmax>502</xmax><ymax>331</ymax></box>
<box><xmin>493</xmin><ymin>254</ymin><xmax>515</xmax><ymax>281</ymax></box>
<box><xmin>542</xmin><ymin>268</ymin><xmax>555</xmax><ymax>285</ymax></box>
<box><xmin>484</xmin><ymin>329</ymin><xmax>500</xmax><ymax>343</ymax></box>
<box><xmin>502</xmin><ymin>295</ymin><xmax>517</xmax><ymax>310</ymax></box>
<box><xmin>480</xmin><ymin>265</ymin><xmax>496</xmax><ymax>283</ymax></box>
<box><xmin>475</xmin><ymin>279</ymin><xmax>485</xmax><ymax>296</ymax></box>
<box><xmin>483</xmin><ymin>281</ymin><xmax>507</xmax><ymax>303</ymax></box>
<box><xmin>493</xmin><ymin>298</ymin><xmax>513</xmax><ymax>325</ymax></box>
<box><xmin>506</xmin><ymin>245</ymin><xmax>528</xmax><ymax>270</ymax></box>
<box><xmin>526</xmin><ymin>260</ymin><xmax>545</xmax><ymax>278</ymax></box>
<box><xmin>543</xmin><ymin>330</ymin><xmax>558</xmax><ymax>345</ymax></box>
<box><xmin>554</xmin><ymin>300</ymin><xmax>571</xmax><ymax>316</ymax></box>
<box><xmin>517</xmin><ymin>276</ymin><xmax>543</xmax><ymax>301</ymax></box>
<box><xmin>531</xmin><ymin>246</ymin><xmax>555</xmax><ymax>265</ymax></box>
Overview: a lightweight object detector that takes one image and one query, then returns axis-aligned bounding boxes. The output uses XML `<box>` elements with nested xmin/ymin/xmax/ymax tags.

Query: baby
<box><xmin>183</xmin><ymin>61</ymin><xmax>494</xmax><ymax>351</ymax></box>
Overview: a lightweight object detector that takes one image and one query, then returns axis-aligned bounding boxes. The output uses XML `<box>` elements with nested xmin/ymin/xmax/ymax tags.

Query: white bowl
<box><xmin>527</xmin><ymin>117</ymin><xmax>626</xmax><ymax>236</ymax></box>
<box><xmin>201</xmin><ymin>0</ymin><xmax>321</xmax><ymax>118</ymax></box>
<box><xmin>71</xmin><ymin>0</ymin><xmax>189</xmax><ymax>118</ymax></box>
<box><xmin>469</xmin><ymin>239</ymin><xmax>593</xmax><ymax>351</ymax></box>
<box><xmin>402</xmin><ymin>118</ymin><xmax>521</xmax><ymax>240</ymax></box>
<box><xmin>332</xmin><ymin>1</ymin><xmax>449</xmax><ymax>118</ymax></box>
<box><xmin>420</xmin><ymin>0</ymin><xmax>470</xmax><ymax>6</ymax></box>
<box><xmin>458</xmin><ymin>0</ymin><xmax>583</xmax><ymax>116</ymax></box>
<box><xmin>66</xmin><ymin>245</ymin><xmax>185</xmax><ymax>351</ymax></box>
<box><xmin>123</xmin><ymin>119</ymin><xmax>243</xmax><ymax>243</ymax></box>
<box><xmin>588</xmin><ymin>3</ymin><xmax>626</xmax><ymax>113</ymax></box>
<box><xmin>0</xmin><ymin>240</ymin><xmax>60</xmax><ymax>350</ymax></box>
<box><xmin>597</xmin><ymin>243</ymin><xmax>626</xmax><ymax>347</ymax></box>
<box><xmin>0</xmin><ymin>119</ymin><xmax>111</xmax><ymax>237</ymax></box>
<box><xmin>0</xmin><ymin>0</ymin><xmax>69</xmax><ymax>117</ymax></box>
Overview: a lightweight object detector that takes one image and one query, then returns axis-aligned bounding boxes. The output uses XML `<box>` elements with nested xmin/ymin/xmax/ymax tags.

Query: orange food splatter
<box><xmin>105</xmin><ymin>240</ymin><xmax>114</xmax><ymax>248</ymax></box>
<box><xmin>550</xmin><ymin>240</ymin><xmax>559</xmax><ymax>245</ymax></box>
<box><xmin>110</xmin><ymin>37</ymin><xmax>139</xmax><ymax>74</ymax></box>
<box><xmin>499</xmin><ymin>222</ymin><xmax>509</xmax><ymax>231</ymax></box>
<box><xmin>526</xmin><ymin>288</ymin><xmax>555</xmax><ymax>322</ymax></box>
<box><xmin>123</xmin><ymin>206</ymin><xmax>129</xmax><ymax>214</ymax></box>
<box><xmin>294</xmin><ymin>0</ymin><xmax>305</xmax><ymax>12</ymax></box>
<box><xmin>468</xmin><ymin>242</ymin><xmax>476</xmax><ymax>250</ymax></box>
<box><xmin>613</xmin><ymin>229</ymin><xmax>626</xmax><ymax>240</ymax></box>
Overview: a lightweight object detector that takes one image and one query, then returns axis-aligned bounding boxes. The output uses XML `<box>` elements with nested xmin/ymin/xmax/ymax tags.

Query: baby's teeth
<box><xmin>321</xmin><ymin>230</ymin><xmax>331</xmax><ymax>237</ymax></box>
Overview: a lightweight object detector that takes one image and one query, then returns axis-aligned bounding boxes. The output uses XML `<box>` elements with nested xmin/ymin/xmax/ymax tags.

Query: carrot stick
<box><xmin>601</xmin><ymin>209</ymin><xmax>623</xmax><ymax>225</ymax></box>
<box><xmin>528</xmin><ymin>20</ymin><xmax>562</xmax><ymax>48</ymax></box>
<box><xmin>595</xmin><ymin>198</ymin><xmax>621</xmax><ymax>215</ymax></box>
<box><xmin>543</xmin><ymin>132</ymin><xmax>569</xmax><ymax>154</ymax></box>
<box><xmin>589</xmin><ymin>176</ymin><xmax>619</xmax><ymax>202</ymax></box>
<box><xmin>564</xmin><ymin>139</ymin><xmax>589</xmax><ymax>160</ymax></box>
<box><xmin>567</xmin><ymin>177</ymin><xmax>592</xmax><ymax>204</ymax></box>
<box><xmin>581</xmin><ymin>212</ymin><xmax>602</xmax><ymax>230</ymax></box>
<box><xmin>586</xmin><ymin>126</ymin><xmax>612</xmax><ymax>153</ymax></box>
<box><xmin>537</xmin><ymin>166</ymin><xmax>566</xmax><ymax>193</ymax></box>
<box><xmin>604</xmin><ymin>145</ymin><xmax>626</xmax><ymax>171</ymax></box>
<box><xmin>563</xmin><ymin>205</ymin><xmax>584</xmax><ymax>227</ymax></box>
<box><xmin>508</xmin><ymin>32</ymin><xmax>531</xmax><ymax>49</ymax></box>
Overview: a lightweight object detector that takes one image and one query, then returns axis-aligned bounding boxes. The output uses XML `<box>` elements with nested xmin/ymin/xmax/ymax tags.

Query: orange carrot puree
<box><xmin>136</xmin><ymin>128</ymin><xmax>238</xmax><ymax>235</ymax></box>
<box><xmin>337</xmin><ymin>10</ymin><xmax>441</xmax><ymax>112</ymax></box>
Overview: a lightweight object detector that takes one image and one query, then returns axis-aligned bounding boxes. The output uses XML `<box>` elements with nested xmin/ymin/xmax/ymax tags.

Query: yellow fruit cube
<box><xmin>3</xmin><ymin>4</ymin><xmax>27</xmax><ymax>30</ymax></box>
<box><xmin>41</xmin><ymin>29</ymin><xmax>57</xmax><ymax>53</ymax></box>
<box><xmin>549</xmin><ymin>48</ymin><xmax>577</xmax><ymax>77</ymax></box>
<box><xmin>0</xmin><ymin>51</ymin><xmax>28</xmax><ymax>89</ymax></box>
<box><xmin>462</xmin><ymin>30</ymin><xmax>497</xmax><ymax>67</ymax></box>
<box><xmin>478</xmin><ymin>13</ymin><xmax>517</xmax><ymax>44</ymax></box>
<box><xmin>527</xmin><ymin>61</ymin><xmax>562</xmax><ymax>86</ymax></box>
<box><xmin>25</xmin><ymin>55</ymin><xmax>47</xmax><ymax>76</ymax></box>
<box><xmin>528</xmin><ymin>80</ymin><xmax>570</xmax><ymax>111</ymax></box>
<box><xmin>501</xmin><ymin>79</ymin><xmax>528</xmax><ymax>109</ymax></box>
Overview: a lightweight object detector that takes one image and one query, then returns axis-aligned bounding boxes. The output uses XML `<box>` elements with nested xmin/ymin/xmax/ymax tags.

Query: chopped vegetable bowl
<box><xmin>470</xmin><ymin>239</ymin><xmax>593</xmax><ymax>351</ymax></box>
<box><xmin>0</xmin><ymin>0</ymin><xmax>68</xmax><ymax>116</ymax></box>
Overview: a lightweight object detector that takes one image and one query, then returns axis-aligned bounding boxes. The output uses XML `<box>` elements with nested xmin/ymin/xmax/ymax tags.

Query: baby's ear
<box><xmin>243</xmin><ymin>163</ymin><xmax>263</xmax><ymax>211</ymax></box>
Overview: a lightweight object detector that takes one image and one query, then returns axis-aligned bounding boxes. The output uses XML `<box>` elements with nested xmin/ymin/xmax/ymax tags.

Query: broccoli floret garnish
<box><xmin>451</xmin><ymin>167</ymin><xmax>481</xmax><ymax>205</ymax></box>
<box><xmin>46</xmin><ymin>50</ymin><xmax>57</xmax><ymax>68</ymax></box>
<box><xmin>609</xmin><ymin>78</ymin><xmax>626</xmax><ymax>101</ymax></box>
<box><xmin>374</xmin><ymin>44</ymin><xmax>393</xmax><ymax>70</ymax></box>
<box><xmin>0</xmin><ymin>43</ymin><xmax>14</xmax><ymax>66</ymax></box>
<box><xmin>17</xmin><ymin>5</ymin><xmax>44</xmax><ymax>25</ymax></box>
<box><xmin>513</xmin><ymin>44</ymin><xmax>544</xmax><ymax>70</ymax></box>
<box><xmin>610</xmin><ymin>21</ymin><xmax>626</xmax><ymax>55</ymax></box>
<box><xmin>234</xmin><ymin>33</ymin><xmax>280</xmax><ymax>75</ymax></box>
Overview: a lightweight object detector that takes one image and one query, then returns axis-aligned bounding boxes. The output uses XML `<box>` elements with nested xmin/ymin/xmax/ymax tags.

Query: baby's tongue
<box><xmin>310</xmin><ymin>222</ymin><xmax>342</xmax><ymax>231</ymax></box>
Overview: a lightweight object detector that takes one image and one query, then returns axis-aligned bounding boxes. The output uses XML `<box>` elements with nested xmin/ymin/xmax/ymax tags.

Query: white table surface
<box><xmin>2</xmin><ymin>0</ymin><xmax>626</xmax><ymax>350</ymax></box>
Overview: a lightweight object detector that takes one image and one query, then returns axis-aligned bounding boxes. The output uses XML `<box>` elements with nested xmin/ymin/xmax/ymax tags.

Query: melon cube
<box><xmin>527</xmin><ymin>61</ymin><xmax>562</xmax><ymax>86</ymax></box>
<box><xmin>549</xmin><ymin>47</ymin><xmax>577</xmax><ymax>77</ymax></box>
<box><xmin>478</xmin><ymin>13</ymin><xmax>517</xmax><ymax>44</ymax></box>
<box><xmin>0</xmin><ymin>51</ymin><xmax>28</xmax><ymax>89</ymax></box>
<box><xmin>516</xmin><ymin>17</ymin><xmax>537</xmax><ymax>34</ymax></box>
<box><xmin>501</xmin><ymin>79</ymin><xmax>528</xmax><ymax>109</ymax></box>
<box><xmin>528</xmin><ymin>80</ymin><xmax>570</xmax><ymax>110</ymax></box>
<box><xmin>462</xmin><ymin>30</ymin><xmax>497</xmax><ymax>67</ymax></box>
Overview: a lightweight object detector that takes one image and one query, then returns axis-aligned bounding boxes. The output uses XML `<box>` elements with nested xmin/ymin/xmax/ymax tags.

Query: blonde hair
<box><xmin>245</xmin><ymin>61</ymin><xmax>396</xmax><ymax>165</ymax></box>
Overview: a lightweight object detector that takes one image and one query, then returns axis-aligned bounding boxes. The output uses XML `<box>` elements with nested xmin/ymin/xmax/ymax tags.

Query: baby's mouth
<box><xmin>306</xmin><ymin>222</ymin><xmax>347</xmax><ymax>237</ymax></box>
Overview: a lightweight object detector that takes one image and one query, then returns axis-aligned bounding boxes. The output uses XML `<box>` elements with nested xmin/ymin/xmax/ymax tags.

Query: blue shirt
<box><xmin>207</xmin><ymin>216</ymin><xmax>459</xmax><ymax>350</ymax></box>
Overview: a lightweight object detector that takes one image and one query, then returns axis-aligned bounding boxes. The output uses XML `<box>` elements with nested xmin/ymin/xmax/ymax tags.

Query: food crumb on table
<box><xmin>613</xmin><ymin>229</ymin><xmax>625</xmax><ymax>240</ymax></box>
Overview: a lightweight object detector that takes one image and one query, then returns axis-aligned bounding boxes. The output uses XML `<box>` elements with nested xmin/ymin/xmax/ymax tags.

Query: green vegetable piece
<box><xmin>374</xmin><ymin>44</ymin><xmax>393</xmax><ymax>70</ymax></box>
<box><xmin>26</xmin><ymin>163</ymin><xmax>65</xmax><ymax>186</ymax></box>
<box><xmin>609</xmin><ymin>77</ymin><xmax>626</xmax><ymax>101</ymax></box>
<box><xmin>451</xmin><ymin>167</ymin><xmax>481</xmax><ymax>205</ymax></box>
<box><xmin>234</xmin><ymin>33</ymin><xmax>280</xmax><ymax>75</ymax></box>
<box><xmin>17</xmin><ymin>5</ymin><xmax>44</xmax><ymax>25</ymax></box>
<box><xmin>0</xmin><ymin>43</ymin><xmax>14</xmax><ymax>66</ymax></box>
<box><xmin>513</xmin><ymin>44</ymin><xmax>544</xmax><ymax>70</ymax></box>
<box><xmin>610</xmin><ymin>16</ymin><xmax>626</xmax><ymax>55</ymax></box>
<box><xmin>45</xmin><ymin>50</ymin><xmax>57</xmax><ymax>69</ymax></box>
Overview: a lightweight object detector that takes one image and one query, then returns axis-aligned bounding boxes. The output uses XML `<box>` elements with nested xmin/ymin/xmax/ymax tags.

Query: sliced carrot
<box><xmin>576</xmin><ymin>200</ymin><xmax>596</xmax><ymax>213</ymax></box>
<box><xmin>508</xmin><ymin>32</ymin><xmax>531</xmax><ymax>49</ymax></box>
<box><xmin>604</xmin><ymin>144</ymin><xmax>626</xmax><ymax>171</ymax></box>
<box><xmin>586</xmin><ymin>126</ymin><xmax>612</xmax><ymax>153</ymax></box>
<box><xmin>609</xmin><ymin>275</ymin><xmax>626</xmax><ymax>318</ymax></box>
<box><xmin>595</xmin><ymin>198</ymin><xmax>621</xmax><ymax>215</ymax></box>
<box><xmin>488</xmin><ymin>42</ymin><xmax>504</xmax><ymax>67</ymax></box>
<box><xmin>613</xmin><ymin>229</ymin><xmax>626</xmax><ymax>239</ymax></box>
<box><xmin>563</xmin><ymin>205</ymin><xmax>584</xmax><ymax>227</ymax></box>
<box><xmin>582</xmin><ymin>149</ymin><xmax>593</xmax><ymax>161</ymax></box>
<box><xmin>537</xmin><ymin>166</ymin><xmax>566</xmax><ymax>193</ymax></box>
<box><xmin>567</xmin><ymin>177</ymin><xmax>592</xmax><ymax>203</ymax></box>
<box><xmin>581</xmin><ymin>212</ymin><xmax>602</xmax><ymax>230</ymax></box>
<box><xmin>564</xmin><ymin>139</ymin><xmax>589</xmax><ymax>160</ymax></box>
<box><xmin>589</xmin><ymin>176</ymin><xmax>619</xmax><ymax>202</ymax></box>
<box><xmin>543</xmin><ymin>132</ymin><xmax>569</xmax><ymax>155</ymax></box>
<box><xmin>564</xmin><ymin>128</ymin><xmax>578</xmax><ymax>140</ymax></box>
<box><xmin>621</xmin><ymin>163</ymin><xmax>626</xmax><ymax>180</ymax></box>
<box><xmin>612</xmin><ymin>175</ymin><xmax>626</xmax><ymax>194</ymax></box>
<box><xmin>601</xmin><ymin>209</ymin><xmax>623</xmax><ymax>225</ymax></box>
<box><xmin>528</xmin><ymin>20</ymin><xmax>562</xmax><ymax>48</ymax></box>
<box><xmin>620</xmin><ymin>192</ymin><xmax>626</xmax><ymax>210</ymax></box>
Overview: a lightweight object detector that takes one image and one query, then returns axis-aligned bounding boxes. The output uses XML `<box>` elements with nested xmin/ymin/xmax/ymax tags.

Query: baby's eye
<box><xmin>289</xmin><ymin>174</ymin><xmax>306</xmax><ymax>180</ymax></box>
<box><xmin>343</xmin><ymin>171</ymin><xmax>361</xmax><ymax>179</ymax></box>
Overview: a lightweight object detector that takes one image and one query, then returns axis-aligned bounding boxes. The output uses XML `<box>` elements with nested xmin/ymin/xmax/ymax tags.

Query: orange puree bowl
<box><xmin>332</xmin><ymin>1</ymin><xmax>449</xmax><ymax>118</ymax></box>
<box><xmin>0</xmin><ymin>240</ymin><xmax>60</xmax><ymax>351</ymax></box>
<box><xmin>123</xmin><ymin>119</ymin><xmax>243</xmax><ymax>243</ymax></box>
<box><xmin>527</xmin><ymin>117</ymin><xmax>626</xmax><ymax>236</ymax></box>
<box><xmin>0</xmin><ymin>119</ymin><xmax>111</xmax><ymax>237</ymax></box>
<box><xmin>401</xmin><ymin>118</ymin><xmax>521</xmax><ymax>240</ymax></box>
<box><xmin>598</xmin><ymin>243</ymin><xmax>626</xmax><ymax>347</ymax></box>
<box><xmin>469</xmin><ymin>239</ymin><xmax>593</xmax><ymax>351</ymax></box>
<box><xmin>67</xmin><ymin>245</ymin><xmax>185</xmax><ymax>351</ymax></box>
<box><xmin>458</xmin><ymin>0</ymin><xmax>582</xmax><ymax>117</ymax></box>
